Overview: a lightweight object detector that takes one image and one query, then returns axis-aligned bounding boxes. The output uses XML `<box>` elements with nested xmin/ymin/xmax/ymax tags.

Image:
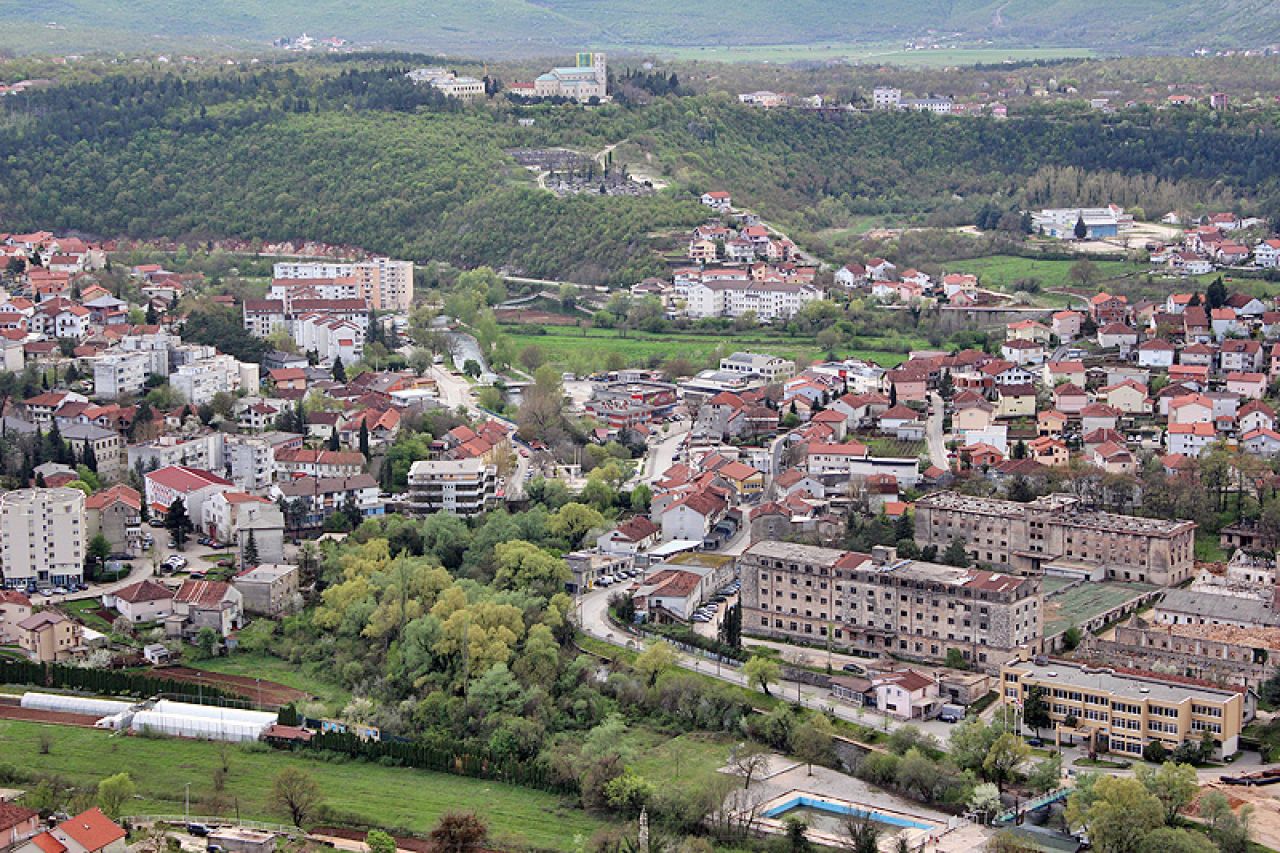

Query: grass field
<box><xmin>1195</xmin><ymin>531</ymin><xmax>1229</xmax><ymax>563</ymax></box>
<box><xmin>195</xmin><ymin>651</ymin><xmax>352</xmax><ymax>713</ymax></box>
<box><xmin>504</xmin><ymin>325</ymin><xmax>915</xmax><ymax>373</ymax></box>
<box><xmin>0</xmin><ymin>720</ymin><xmax>607</xmax><ymax>848</ymax></box>
<box><xmin>951</xmin><ymin>255</ymin><xmax>1139</xmax><ymax>301</ymax></box>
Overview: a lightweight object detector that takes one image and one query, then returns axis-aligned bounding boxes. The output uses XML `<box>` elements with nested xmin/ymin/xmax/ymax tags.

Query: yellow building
<box><xmin>17</xmin><ymin>611</ymin><xmax>83</xmax><ymax>662</ymax></box>
<box><xmin>1000</xmin><ymin>652</ymin><xmax>1245</xmax><ymax>758</ymax></box>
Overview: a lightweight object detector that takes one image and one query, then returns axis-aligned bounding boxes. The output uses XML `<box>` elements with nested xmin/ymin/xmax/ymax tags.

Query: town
<box><xmin>2</xmin><ymin>34</ymin><xmax>1280</xmax><ymax>853</ymax></box>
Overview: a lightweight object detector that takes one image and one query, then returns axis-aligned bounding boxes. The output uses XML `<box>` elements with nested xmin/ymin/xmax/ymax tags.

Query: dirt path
<box><xmin>0</xmin><ymin>698</ymin><xmax>101</xmax><ymax>727</ymax></box>
<box><xmin>152</xmin><ymin>667</ymin><xmax>309</xmax><ymax>706</ymax></box>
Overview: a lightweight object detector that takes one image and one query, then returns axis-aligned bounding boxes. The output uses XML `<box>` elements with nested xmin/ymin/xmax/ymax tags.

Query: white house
<box><xmin>659</xmin><ymin>491</ymin><xmax>727</xmax><ymax>542</ymax></box>
<box><xmin>873</xmin><ymin>670</ymin><xmax>941</xmax><ymax>720</ymax></box>
<box><xmin>1167</xmin><ymin>422</ymin><xmax>1217</xmax><ymax>457</ymax></box>
<box><xmin>105</xmin><ymin>579</ymin><xmax>174</xmax><ymax>623</ymax></box>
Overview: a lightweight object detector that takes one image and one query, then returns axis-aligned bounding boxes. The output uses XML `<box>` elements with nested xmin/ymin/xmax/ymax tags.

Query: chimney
<box><xmin>872</xmin><ymin>544</ymin><xmax>897</xmax><ymax>565</ymax></box>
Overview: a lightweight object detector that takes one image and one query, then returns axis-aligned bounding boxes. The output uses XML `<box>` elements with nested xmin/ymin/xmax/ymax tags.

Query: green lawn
<box><xmin>953</xmin><ymin>254</ymin><xmax>1140</xmax><ymax>301</ymax></box>
<box><xmin>0</xmin><ymin>720</ymin><xmax>607</xmax><ymax>849</ymax></box>
<box><xmin>59</xmin><ymin>599</ymin><xmax>115</xmax><ymax>634</ymax></box>
<box><xmin>195</xmin><ymin>651</ymin><xmax>352</xmax><ymax>713</ymax></box>
<box><xmin>1042</xmin><ymin>581</ymin><xmax>1157</xmax><ymax>638</ymax></box>
<box><xmin>1195</xmin><ymin>531</ymin><xmax>1228</xmax><ymax>563</ymax></box>
<box><xmin>623</xmin><ymin>730</ymin><xmax>734</xmax><ymax>797</ymax></box>
<box><xmin>504</xmin><ymin>325</ymin><xmax>914</xmax><ymax>373</ymax></box>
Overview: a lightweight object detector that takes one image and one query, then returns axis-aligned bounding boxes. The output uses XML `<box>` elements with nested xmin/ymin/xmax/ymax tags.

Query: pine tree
<box><xmin>332</xmin><ymin>356</ymin><xmax>346</xmax><ymax>383</ymax></box>
<box><xmin>358</xmin><ymin>421</ymin><xmax>370</xmax><ymax>459</ymax></box>
<box><xmin>165</xmin><ymin>497</ymin><xmax>192</xmax><ymax>549</ymax></box>
<box><xmin>243</xmin><ymin>530</ymin><xmax>259</xmax><ymax>567</ymax></box>
<box><xmin>328</xmin><ymin>427</ymin><xmax>340</xmax><ymax>451</ymax></box>
<box><xmin>82</xmin><ymin>439</ymin><xmax>98</xmax><ymax>473</ymax></box>
<box><xmin>1073</xmin><ymin>214</ymin><xmax>1088</xmax><ymax>240</ymax></box>
<box><xmin>145</xmin><ymin>303</ymin><xmax>159</xmax><ymax>325</ymax></box>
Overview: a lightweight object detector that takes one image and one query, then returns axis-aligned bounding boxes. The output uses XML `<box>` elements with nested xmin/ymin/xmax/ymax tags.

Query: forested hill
<box><xmin>3</xmin><ymin>67</ymin><xmax>1280</xmax><ymax>284</ymax></box>
<box><xmin>9</xmin><ymin>0</ymin><xmax>1280</xmax><ymax>55</ymax></box>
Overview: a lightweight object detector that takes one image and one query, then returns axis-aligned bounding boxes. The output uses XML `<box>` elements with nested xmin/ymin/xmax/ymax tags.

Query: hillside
<box><xmin>10</xmin><ymin>0</ymin><xmax>1280</xmax><ymax>56</ymax></box>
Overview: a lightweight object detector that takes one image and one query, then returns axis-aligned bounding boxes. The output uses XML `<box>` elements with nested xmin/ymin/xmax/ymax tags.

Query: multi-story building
<box><xmin>17</xmin><ymin>611</ymin><xmax>83</xmax><ymax>662</ymax></box>
<box><xmin>272</xmin><ymin>259</ymin><xmax>414</xmax><ymax>311</ymax></box>
<box><xmin>271</xmin><ymin>474</ymin><xmax>385</xmax><ymax>530</ymax></box>
<box><xmin>200</xmin><ymin>491</ymin><xmax>285</xmax><ymax>566</ymax></box>
<box><xmin>406</xmin><ymin>458</ymin><xmax>496</xmax><ymax>516</ymax></box>
<box><xmin>913</xmin><ymin>492</ymin><xmax>1196</xmax><ymax>586</ymax></box>
<box><xmin>1000</xmin><ymin>651</ymin><xmax>1246</xmax><ymax>758</ymax></box>
<box><xmin>92</xmin><ymin>351</ymin><xmax>151</xmax><ymax>399</ymax></box>
<box><xmin>61</xmin><ymin>423</ymin><xmax>125</xmax><ymax>482</ymax></box>
<box><xmin>85</xmin><ymin>485</ymin><xmax>142</xmax><ymax>555</ymax></box>
<box><xmin>585</xmin><ymin>380</ymin><xmax>678</xmax><ymax>428</ymax></box>
<box><xmin>223</xmin><ymin>433</ymin><xmax>283</xmax><ymax>493</ymax></box>
<box><xmin>685</xmin><ymin>279</ymin><xmax>821</xmax><ymax>322</ymax></box>
<box><xmin>143</xmin><ymin>465</ymin><xmax>234</xmax><ymax>522</ymax></box>
<box><xmin>232</xmin><ymin>563</ymin><xmax>299</xmax><ymax>616</ymax></box>
<box><xmin>872</xmin><ymin>87</ymin><xmax>902</xmax><ymax>110</ymax></box>
<box><xmin>718</xmin><ymin>352</ymin><xmax>796</xmax><ymax>383</ymax></box>
<box><xmin>532</xmin><ymin>52</ymin><xmax>607</xmax><ymax>101</ymax></box>
<box><xmin>740</xmin><ymin>542</ymin><xmax>1042</xmax><ymax>668</ymax></box>
<box><xmin>0</xmin><ymin>488</ymin><xmax>86</xmax><ymax>589</ymax></box>
<box><xmin>274</xmin><ymin>448</ymin><xmax>364</xmax><ymax>479</ymax></box>
<box><xmin>128</xmin><ymin>432</ymin><xmax>225</xmax><ymax>473</ymax></box>
<box><xmin>171</xmin><ymin>355</ymin><xmax>259</xmax><ymax>406</ymax></box>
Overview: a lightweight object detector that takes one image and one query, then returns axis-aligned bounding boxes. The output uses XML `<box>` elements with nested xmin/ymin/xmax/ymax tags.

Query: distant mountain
<box><xmin>9</xmin><ymin>0</ymin><xmax>1280</xmax><ymax>55</ymax></box>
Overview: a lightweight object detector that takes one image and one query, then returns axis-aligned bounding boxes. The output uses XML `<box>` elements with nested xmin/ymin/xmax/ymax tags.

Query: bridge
<box><xmin>993</xmin><ymin>787</ymin><xmax>1074</xmax><ymax>825</ymax></box>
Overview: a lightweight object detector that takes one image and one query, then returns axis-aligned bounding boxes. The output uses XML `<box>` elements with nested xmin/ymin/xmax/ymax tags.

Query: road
<box><xmin>636</xmin><ymin>423</ymin><xmax>690</xmax><ymax>484</ymax></box>
<box><xmin>925</xmin><ymin>391</ymin><xmax>949</xmax><ymax>471</ymax></box>
<box><xmin>34</xmin><ymin>537</ymin><xmax>238</xmax><ymax>607</ymax></box>
<box><xmin>575</xmin><ymin>584</ymin><xmax>954</xmax><ymax>743</ymax></box>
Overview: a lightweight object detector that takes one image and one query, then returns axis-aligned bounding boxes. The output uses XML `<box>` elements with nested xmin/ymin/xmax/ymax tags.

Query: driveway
<box><xmin>925</xmin><ymin>391</ymin><xmax>949</xmax><ymax>471</ymax></box>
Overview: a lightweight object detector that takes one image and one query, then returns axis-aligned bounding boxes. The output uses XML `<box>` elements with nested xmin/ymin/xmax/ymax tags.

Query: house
<box><xmin>1238</xmin><ymin>400</ymin><xmax>1276</xmax><ymax>435</ymax></box>
<box><xmin>1167</xmin><ymin>422</ymin><xmax>1218</xmax><ymax>457</ymax></box>
<box><xmin>105</xmin><ymin>579</ymin><xmax>174</xmax><ymax>623</ymax></box>
<box><xmin>1136</xmin><ymin>338</ymin><xmax>1175</xmax><ymax>368</ymax></box>
<box><xmin>1213</xmin><ymin>338</ymin><xmax>1264</xmax><ymax>371</ymax></box>
<box><xmin>941</xmin><ymin>273</ymin><xmax>978</xmax><ymax>298</ymax></box>
<box><xmin>1044</xmin><ymin>361</ymin><xmax>1086</xmax><ymax>388</ymax></box>
<box><xmin>834</xmin><ymin>263</ymin><xmax>867</xmax><ymax>288</ymax></box>
<box><xmin>873</xmin><ymin>669</ymin><xmax>941</xmax><ymax>720</ymax></box>
<box><xmin>1028</xmin><ymin>436</ymin><xmax>1069</xmax><ymax>467</ymax></box>
<box><xmin>1242</xmin><ymin>428</ymin><xmax>1280</xmax><ymax>456</ymax></box>
<box><xmin>865</xmin><ymin>258</ymin><xmax>896</xmax><ymax>281</ymax></box>
<box><xmin>1090</xmin><ymin>441</ymin><xmax>1135</xmax><ymax>474</ymax></box>
<box><xmin>274</xmin><ymin>448</ymin><xmax>364</xmax><ymax>479</ymax></box>
<box><xmin>144</xmin><ymin>466</ymin><xmax>234</xmax><ymax>522</ymax></box>
<box><xmin>1006</xmin><ymin>320</ymin><xmax>1052</xmax><ymax>345</ymax></box>
<box><xmin>1097</xmin><ymin>323</ymin><xmax>1138</xmax><ymax>350</ymax></box>
<box><xmin>0</xmin><ymin>802</ymin><xmax>39</xmax><ymax>850</ymax></box>
<box><xmin>1037</xmin><ymin>409</ymin><xmax>1069</xmax><ymax>437</ymax></box>
<box><xmin>996</xmin><ymin>384</ymin><xmax>1036</xmax><ymax>419</ymax></box>
<box><xmin>1000</xmin><ymin>339</ymin><xmax>1045</xmax><ymax>366</ymax></box>
<box><xmin>17</xmin><ymin>611</ymin><xmax>82</xmax><ymax>662</ymax></box>
<box><xmin>1227</xmin><ymin>372</ymin><xmax>1267</xmax><ymax>400</ymax></box>
<box><xmin>1081</xmin><ymin>403</ymin><xmax>1121</xmax><ymax>434</ymax></box>
<box><xmin>959</xmin><ymin>443</ymin><xmax>1004</xmax><ymax>469</ymax></box>
<box><xmin>953</xmin><ymin>397</ymin><xmax>996</xmax><ymax>432</ymax></box>
<box><xmin>1052</xmin><ymin>383</ymin><xmax>1089</xmax><ymax>416</ymax></box>
<box><xmin>660</xmin><ymin>491</ymin><xmax>728</xmax><ymax>542</ymax></box>
<box><xmin>232</xmin><ymin>564</ymin><xmax>299</xmax><ymax>617</ymax></box>
<box><xmin>1168</xmin><ymin>394</ymin><xmax>1215</xmax><ymax>425</ymax></box>
<box><xmin>170</xmin><ymin>580</ymin><xmax>243</xmax><ymax>638</ymax></box>
<box><xmin>1100</xmin><ymin>381</ymin><xmax>1150</xmax><ymax>415</ymax></box>
<box><xmin>16</xmin><ymin>809</ymin><xmax>126</xmax><ymax>853</ymax></box>
<box><xmin>201</xmin><ymin>492</ymin><xmax>286</xmax><ymax>567</ymax></box>
<box><xmin>1051</xmin><ymin>310</ymin><xmax>1083</xmax><ymax>341</ymax></box>
<box><xmin>0</xmin><ymin>590</ymin><xmax>32</xmax><ymax>644</ymax></box>
<box><xmin>1211</xmin><ymin>308</ymin><xmax>1242</xmax><ymax>340</ymax></box>
<box><xmin>1256</xmin><ymin>239</ymin><xmax>1280</xmax><ymax>268</ymax></box>
<box><xmin>700</xmin><ymin>191</ymin><xmax>732</xmax><ymax>212</ymax></box>
<box><xmin>1089</xmin><ymin>292</ymin><xmax>1129</xmax><ymax>325</ymax></box>
<box><xmin>775</xmin><ymin>469</ymin><xmax>826</xmax><ymax>499</ymax></box>
<box><xmin>597</xmin><ymin>516</ymin><xmax>662</xmax><ymax>556</ymax></box>
<box><xmin>84</xmin><ymin>485</ymin><xmax>142</xmax><ymax>555</ymax></box>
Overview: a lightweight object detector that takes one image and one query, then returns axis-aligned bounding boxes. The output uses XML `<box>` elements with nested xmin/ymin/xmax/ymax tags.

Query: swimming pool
<box><xmin>763</xmin><ymin>796</ymin><xmax>934</xmax><ymax>832</ymax></box>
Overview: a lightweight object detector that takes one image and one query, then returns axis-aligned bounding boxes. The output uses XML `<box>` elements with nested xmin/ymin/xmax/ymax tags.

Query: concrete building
<box><xmin>61</xmin><ymin>423</ymin><xmax>124</xmax><ymax>482</ymax></box>
<box><xmin>684</xmin><ymin>279</ymin><xmax>821</xmax><ymax>322</ymax></box>
<box><xmin>128</xmin><ymin>432</ymin><xmax>225</xmax><ymax>473</ymax></box>
<box><xmin>232</xmin><ymin>563</ymin><xmax>299</xmax><ymax>616</ymax></box>
<box><xmin>532</xmin><ymin>52</ymin><xmax>607</xmax><ymax>101</ymax></box>
<box><xmin>16</xmin><ymin>808</ymin><xmax>125</xmax><ymax>853</ymax></box>
<box><xmin>271</xmin><ymin>474</ymin><xmax>385</xmax><ymax>530</ymax></box>
<box><xmin>718</xmin><ymin>352</ymin><xmax>797</xmax><ymax>383</ymax></box>
<box><xmin>740</xmin><ymin>542</ymin><xmax>1042</xmax><ymax>668</ymax></box>
<box><xmin>170</xmin><ymin>580</ymin><xmax>243</xmax><ymax>638</ymax></box>
<box><xmin>171</xmin><ymin>355</ymin><xmax>258</xmax><ymax>406</ymax></box>
<box><xmin>0</xmin><ymin>488</ymin><xmax>86</xmax><ymax>589</ymax></box>
<box><xmin>0</xmin><ymin>590</ymin><xmax>33</xmax><ymax>643</ymax></box>
<box><xmin>913</xmin><ymin>492</ymin><xmax>1196</xmax><ymax>586</ymax></box>
<box><xmin>200</xmin><ymin>492</ymin><xmax>285</xmax><ymax>567</ymax></box>
<box><xmin>406</xmin><ymin>458</ymin><xmax>496</xmax><ymax>516</ymax></box>
<box><xmin>143</xmin><ymin>466</ymin><xmax>234</xmax><ymax>522</ymax></box>
<box><xmin>92</xmin><ymin>351</ymin><xmax>150</xmax><ymax>399</ymax></box>
<box><xmin>84</xmin><ymin>484</ymin><xmax>142</xmax><ymax>555</ymax></box>
<box><xmin>1000</xmin><ymin>651</ymin><xmax>1245</xmax><ymax>758</ymax></box>
<box><xmin>105</xmin><ymin>579</ymin><xmax>175</xmax><ymax>623</ymax></box>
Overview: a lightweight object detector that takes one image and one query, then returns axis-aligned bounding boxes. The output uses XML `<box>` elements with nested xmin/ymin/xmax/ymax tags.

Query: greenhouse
<box><xmin>129</xmin><ymin>709</ymin><xmax>272</xmax><ymax>742</ymax></box>
<box><xmin>20</xmin><ymin>692</ymin><xmax>133</xmax><ymax>717</ymax></box>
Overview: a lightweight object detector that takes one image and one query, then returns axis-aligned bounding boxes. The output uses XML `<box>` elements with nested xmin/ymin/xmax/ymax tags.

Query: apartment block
<box><xmin>92</xmin><ymin>351</ymin><xmax>151</xmax><ymax>399</ymax></box>
<box><xmin>913</xmin><ymin>492</ymin><xmax>1196</xmax><ymax>586</ymax></box>
<box><xmin>740</xmin><ymin>541</ymin><xmax>1042</xmax><ymax>668</ymax></box>
<box><xmin>0</xmin><ymin>488</ymin><xmax>86</xmax><ymax>589</ymax></box>
<box><xmin>1000</xmin><ymin>652</ymin><xmax>1245</xmax><ymax>758</ymax></box>
<box><xmin>272</xmin><ymin>258</ymin><xmax>414</xmax><ymax>311</ymax></box>
<box><xmin>171</xmin><ymin>355</ymin><xmax>259</xmax><ymax>406</ymax></box>
<box><xmin>406</xmin><ymin>458</ymin><xmax>496</xmax><ymax>516</ymax></box>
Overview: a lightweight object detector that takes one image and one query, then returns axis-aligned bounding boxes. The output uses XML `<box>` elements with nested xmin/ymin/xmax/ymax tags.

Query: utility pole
<box><xmin>185</xmin><ymin>783</ymin><xmax>190</xmax><ymax>822</ymax></box>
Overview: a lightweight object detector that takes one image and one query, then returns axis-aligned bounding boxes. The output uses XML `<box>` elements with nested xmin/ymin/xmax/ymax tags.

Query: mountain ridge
<box><xmin>8</xmin><ymin>1</ymin><xmax>1280</xmax><ymax>56</ymax></box>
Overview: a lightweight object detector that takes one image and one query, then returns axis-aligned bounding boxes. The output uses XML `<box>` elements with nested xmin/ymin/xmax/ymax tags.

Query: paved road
<box><xmin>637</xmin><ymin>423</ymin><xmax>690</xmax><ymax>484</ymax></box>
<box><xmin>576</xmin><ymin>584</ymin><xmax>954</xmax><ymax>743</ymax></box>
<box><xmin>35</xmin><ymin>538</ymin><xmax>234</xmax><ymax>606</ymax></box>
<box><xmin>926</xmin><ymin>391</ymin><xmax>949</xmax><ymax>471</ymax></box>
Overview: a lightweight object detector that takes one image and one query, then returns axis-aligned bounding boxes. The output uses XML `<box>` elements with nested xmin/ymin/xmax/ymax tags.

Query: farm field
<box><xmin>192</xmin><ymin>651</ymin><xmax>352</xmax><ymax>712</ymax></box>
<box><xmin>502</xmin><ymin>325</ymin><xmax>917</xmax><ymax>373</ymax></box>
<box><xmin>0</xmin><ymin>720</ymin><xmax>608</xmax><ymax>849</ymax></box>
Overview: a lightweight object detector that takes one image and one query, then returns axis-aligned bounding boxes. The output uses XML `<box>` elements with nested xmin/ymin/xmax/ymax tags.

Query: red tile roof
<box><xmin>57</xmin><ymin>808</ymin><xmax>125</xmax><ymax>853</ymax></box>
<box><xmin>0</xmin><ymin>801</ymin><xmax>36</xmax><ymax>832</ymax></box>
<box><xmin>145</xmin><ymin>465</ymin><xmax>232</xmax><ymax>493</ymax></box>
<box><xmin>175</xmin><ymin>580</ymin><xmax>235</xmax><ymax>608</ymax></box>
<box><xmin>114</xmin><ymin>579</ymin><xmax>174</xmax><ymax>604</ymax></box>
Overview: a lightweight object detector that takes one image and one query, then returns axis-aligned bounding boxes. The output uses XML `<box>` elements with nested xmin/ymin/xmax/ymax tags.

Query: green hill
<box><xmin>9</xmin><ymin>0</ymin><xmax>1280</xmax><ymax>56</ymax></box>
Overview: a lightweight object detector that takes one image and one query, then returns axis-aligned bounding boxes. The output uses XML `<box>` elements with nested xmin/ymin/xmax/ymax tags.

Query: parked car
<box><xmin>939</xmin><ymin>712</ymin><xmax>961</xmax><ymax>724</ymax></box>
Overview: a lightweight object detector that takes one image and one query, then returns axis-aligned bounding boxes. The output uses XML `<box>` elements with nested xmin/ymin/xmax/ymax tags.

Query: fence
<box><xmin>129</xmin><ymin>816</ymin><xmax>299</xmax><ymax>834</ymax></box>
<box><xmin>0</xmin><ymin>660</ymin><xmax>234</xmax><ymax>703</ymax></box>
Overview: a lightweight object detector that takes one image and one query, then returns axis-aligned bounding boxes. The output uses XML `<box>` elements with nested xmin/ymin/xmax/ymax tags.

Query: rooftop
<box><xmin>1006</xmin><ymin>656</ymin><xmax>1241</xmax><ymax>704</ymax></box>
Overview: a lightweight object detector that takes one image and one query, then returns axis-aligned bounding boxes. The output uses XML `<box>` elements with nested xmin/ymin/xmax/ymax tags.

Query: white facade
<box><xmin>272</xmin><ymin>258</ymin><xmax>414</xmax><ymax>311</ymax></box>
<box><xmin>407</xmin><ymin>458</ymin><xmax>496</xmax><ymax>516</ymax></box>
<box><xmin>170</xmin><ymin>356</ymin><xmax>257</xmax><ymax>406</ymax></box>
<box><xmin>872</xmin><ymin>87</ymin><xmax>901</xmax><ymax>110</ymax></box>
<box><xmin>685</xmin><ymin>280</ymin><xmax>820</xmax><ymax>322</ymax></box>
<box><xmin>92</xmin><ymin>351</ymin><xmax>151</xmax><ymax>400</ymax></box>
<box><xmin>293</xmin><ymin>314</ymin><xmax>363</xmax><ymax>364</ymax></box>
<box><xmin>0</xmin><ymin>488</ymin><xmax>85</xmax><ymax>589</ymax></box>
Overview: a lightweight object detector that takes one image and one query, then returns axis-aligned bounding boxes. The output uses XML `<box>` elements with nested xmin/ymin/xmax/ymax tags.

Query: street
<box><xmin>925</xmin><ymin>391</ymin><xmax>949</xmax><ymax>471</ymax></box>
<box><xmin>575</xmin><ymin>584</ymin><xmax>955</xmax><ymax>743</ymax></box>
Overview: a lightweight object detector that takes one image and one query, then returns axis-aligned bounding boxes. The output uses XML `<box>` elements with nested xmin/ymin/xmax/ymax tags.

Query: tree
<box><xmin>1259</xmin><ymin>668</ymin><xmax>1280</xmax><ymax>706</ymax></box>
<box><xmin>1068</xmin><ymin>258</ymin><xmax>1098</xmax><ymax>288</ymax></box>
<box><xmin>365</xmin><ymin>831</ymin><xmax>396</xmax><ymax>853</ymax></box>
<box><xmin>1022</xmin><ymin>686</ymin><xmax>1050</xmax><ymax>737</ymax></box>
<box><xmin>728</xmin><ymin>741</ymin><xmax>769</xmax><ymax>790</ymax></box>
<box><xmin>968</xmin><ymin>783</ymin><xmax>1001</xmax><ymax>823</ymax></box>
<box><xmin>634</xmin><ymin>640</ymin><xmax>677</xmax><ymax>686</ymax></box>
<box><xmin>982</xmin><ymin>733</ymin><xmax>1029</xmax><ymax>793</ymax></box>
<box><xmin>1206</xmin><ymin>276</ymin><xmax>1228</xmax><ymax>310</ymax></box>
<box><xmin>493</xmin><ymin>540</ymin><xmax>570</xmax><ymax>598</ymax></box>
<box><xmin>81</xmin><ymin>439</ymin><xmax>97</xmax><ymax>473</ymax></box>
<box><xmin>548</xmin><ymin>502</ymin><xmax>606</xmax><ymax>547</ymax></box>
<box><xmin>1136</xmin><ymin>828</ymin><xmax>1217</xmax><ymax>853</ymax></box>
<box><xmin>358</xmin><ymin>421</ymin><xmax>370</xmax><ymax>459</ymax></box>
<box><xmin>328</xmin><ymin>427</ymin><xmax>340</xmax><ymax>451</ymax></box>
<box><xmin>272</xmin><ymin>767</ymin><xmax>322</xmax><ymax>827</ymax></box>
<box><xmin>744</xmin><ymin>655</ymin><xmax>781</xmax><ymax>696</ymax></box>
<box><xmin>1073</xmin><ymin>214</ymin><xmax>1088</xmax><ymax>240</ymax></box>
<box><xmin>949</xmin><ymin>717</ymin><xmax>1005</xmax><ymax>773</ymax></box>
<box><xmin>843</xmin><ymin>813</ymin><xmax>880</xmax><ymax>853</ymax></box>
<box><xmin>165</xmin><ymin>497</ymin><xmax>192</xmax><ymax>549</ymax></box>
<box><xmin>429</xmin><ymin>812</ymin><xmax>488</xmax><ymax>853</ymax></box>
<box><xmin>331</xmin><ymin>355</ymin><xmax>347</xmax><ymax>382</ymax></box>
<box><xmin>86</xmin><ymin>534</ymin><xmax>112</xmax><ymax>580</ymax></box>
<box><xmin>1142</xmin><ymin>740</ymin><xmax>1169</xmax><ymax>764</ymax></box>
<box><xmin>1061</xmin><ymin>626</ymin><xmax>1083</xmax><ymax>651</ymax></box>
<box><xmin>785</xmin><ymin>817</ymin><xmax>810</xmax><ymax>853</ymax></box>
<box><xmin>941</xmin><ymin>538</ymin><xmax>970</xmax><ymax>567</ymax></box>
<box><xmin>1201</xmin><ymin>789</ymin><xmax>1253</xmax><ymax>853</ymax></box>
<box><xmin>1136</xmin><ymin>761</ymin><xmax>1198</xmax><ymax>825</ymax></box>
<box><xmin>1025</xmin><ymin>753</ymin><xmax>1062</xmax><ymax>794</ymax></box>
<box><xmin>944</xmin><ymin>648</ymin><xmax>969</xmax><ymax>671</ymax></box>
<box><xmin>792</xmin><ymin>715</ymin><xmax>834</xmax><ymax>775</ymax></box>
<box><xmin>463</xmin><ymin>359</ymin><xmax>482</xmax><ymax>378</ymax></box>
<box><xmin>1071</xmin><ymin>776</ymin><xmax>1163</xmax><ymax>853</ymax></box>
<box><xmin>243</xmin><ymin>530</ymin><xmax>259</xmax><ymax>567</ymax></box>
<box><xmin>96</xmin><ymin>772</ymin><xmax>135</xmax><ymax>820</ymax></box>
